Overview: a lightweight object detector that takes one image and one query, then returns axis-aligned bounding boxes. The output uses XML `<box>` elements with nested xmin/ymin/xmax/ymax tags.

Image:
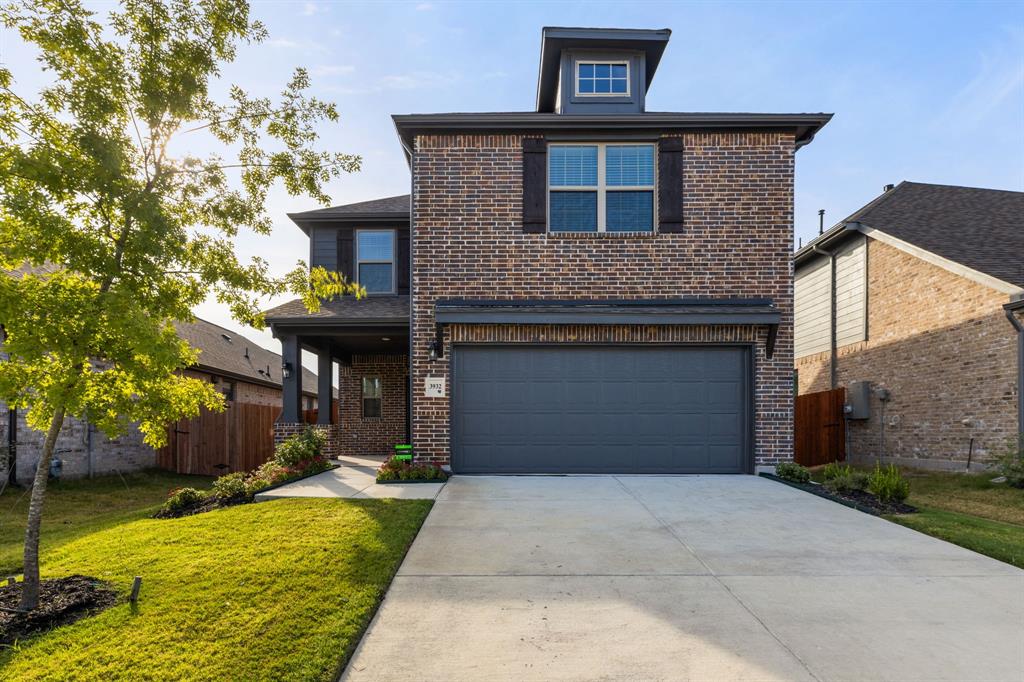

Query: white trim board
<box><xmin>858</xmin><ymin>226</ymin><xmax>1024</xmax><ymax>297</ymax></box>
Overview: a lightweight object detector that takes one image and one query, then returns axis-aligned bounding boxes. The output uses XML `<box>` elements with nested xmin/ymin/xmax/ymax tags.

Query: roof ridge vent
<box><xmin>221</xmin><ymin>333</ymin><xmax>232</xmax><ymax>342</ymax></box>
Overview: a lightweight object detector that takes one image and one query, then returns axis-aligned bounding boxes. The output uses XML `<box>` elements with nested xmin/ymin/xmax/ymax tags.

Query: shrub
<box><xmin>211</xmin><ymin>472</ymin><xmax>247</xmax><ymax>500</ymax></box>
<box><xmin>774</xmin><ymin>462</ymin><xmax>810</xmax><ymax>484</ymax></box>
<box><xmin>161</xmin><ymin>487</ymin><xmax>206</xmax><ymax>514</ymax></box>
<box><xmin>990</xmin><ymin>438</ymin><xmax>1024</xmax><ymax>489</ymax></box>
<box><xmin>868</xmin><ymin>463</ymin><xmax>910</xmax><ymax>503</ymax></box>
<box><xmin>824</xmin><ymin>471</ymin><xmax>870</xmax><ymax>494</ymax></box>
<box><xmin>376</xmin><ymin>456</ymin><xmax>448</xmax><ymax>483</ymax></box>
<box><xmin>823</xmin><ymin>461</ymin><xmax>853</xmax><ymax>481</ymax></box>
<box><xmin>274</xmin><ymin>426</ymin><xmax>327</xmax><ymax>468</ymax></box>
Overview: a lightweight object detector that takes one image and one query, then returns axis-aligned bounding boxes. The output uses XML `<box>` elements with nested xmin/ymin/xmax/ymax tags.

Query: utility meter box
<box><xmin>847</xmin><ymin>381</ymin><xmax>872</xmax><ymax>420</ymax></box>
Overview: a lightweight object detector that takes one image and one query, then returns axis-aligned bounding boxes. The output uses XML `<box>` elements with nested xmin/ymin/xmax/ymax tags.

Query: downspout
<box><xmin>399</xmin><ymin>132</ymin><xmax>415</xmax><ymax>450</ymax></box>
<box><xmin>1006</xmin><ymin>300</ymin><xmax>1024</xmax><ymax>441</ymax></box>
<box><xmin>811</xmin><ymin>243</ymin><xmax>838</xmax><ymax>390</ymax></box>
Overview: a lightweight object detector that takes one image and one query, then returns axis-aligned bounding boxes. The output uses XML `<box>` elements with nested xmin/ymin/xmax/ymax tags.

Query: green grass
<box><xmin>0</xmin><ymin>471</ymin><xmax>214</xmax><ymax>575</ymax></box>
<box><xmin>0</xmin><ymin>480</ymin><xmax>433</xmax><ymax>681</ymax></box>
<box><xmin>887</xmin><ymin>508</ymin><xmax>1024</xmax><ymax>569</ymax></box>
<box><xmin>809</xmin><ymin>462</ymin><xmax>1024</xmax><ymax>568</ymax></box>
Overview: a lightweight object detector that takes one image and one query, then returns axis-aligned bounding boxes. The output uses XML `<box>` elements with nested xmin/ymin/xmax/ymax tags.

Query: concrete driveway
<box><xmin>342</xmin><ymin>475</ymin><xmax>1024</xmax><ymax>681</ymax></box>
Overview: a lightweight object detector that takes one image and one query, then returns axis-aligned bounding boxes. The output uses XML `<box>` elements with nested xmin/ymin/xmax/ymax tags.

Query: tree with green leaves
<box><xmin>0</xmin><ymin>0</ymin><xmax>362</xmax><ymax>610</ymax></box>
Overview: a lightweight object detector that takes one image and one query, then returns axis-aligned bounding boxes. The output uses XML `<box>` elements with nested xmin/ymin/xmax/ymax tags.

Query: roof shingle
<box><xmin>264</xmin><ymin>295</ymin><xmax>410</xmax><ymax>323</ymax></box>
<box><xmin>176</xmin><ymin>318</ymin><xmax>319</xmax><ymax>394</ymax></box>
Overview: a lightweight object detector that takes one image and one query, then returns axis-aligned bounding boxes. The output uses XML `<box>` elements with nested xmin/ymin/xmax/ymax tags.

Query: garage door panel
<box><xmin>453</xmin><ymin>346</ymin><xmax>750</xmax><ymax>474</ymax></box>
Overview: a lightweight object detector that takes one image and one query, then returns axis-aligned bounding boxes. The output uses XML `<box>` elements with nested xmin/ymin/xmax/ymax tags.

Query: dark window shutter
<box><xmin>658</xmin><ymin>137</ymin><xmax>684</xmax><ymax>233</ymax></box>
<box><xmin>522</xmin><ymin>138</ymin><xmax>547</xmax><ymax>233</ymax></box>
<box><xmin>396</xmin><ymin>231</ymin><xmax>410</xmax><ymax>294</ymax></box>
<box><xmin>338</xmin><ymin>230</ymin><xmax>354</xmax><ymax>282</ymax></box>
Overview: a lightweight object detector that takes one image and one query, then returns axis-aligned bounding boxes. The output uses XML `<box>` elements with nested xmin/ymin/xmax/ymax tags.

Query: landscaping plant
<box><xmin>824</xmin><ymin>471</ymin><xmax>870</xmax><ymax>494</ymax></box>
<box><xmin>823</xmin><ymin>461</ymin><xmax>853</xmax><ymax>481</ymax></box>
<box><xmin>161</xmin><ymin>488</ymin><xmax>206</xmax><ymax>514</ymax></box>
<box><xmin>376</xmin><ymin>456</ymin><xmax>449</xmax><ymax>483</ymax></box>
<box><xmin>210</xmin><ymin>472</ymin><xmax>247</xmax><ymax>501</ymax></box>
<box><xmin>0</xmin><ymin>0</ymin><xmax>362</xmax><ymax>608</ymax></box>
<box><xmin>868</xmin><ymin>463</ymin><xmax>911</xmax><ymax>503</ymax></box>
<box><xmin>774</xmin><ymin>462</ymin><xmax>811</xmax><ymax>484</ymax></box>
<box><xmin>990</xmin><ymin>437</ymin><xmax>1024</xmax><ymax>489</ymax></box>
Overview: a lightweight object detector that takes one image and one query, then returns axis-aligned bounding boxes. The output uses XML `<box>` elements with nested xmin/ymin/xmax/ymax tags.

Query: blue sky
<box><xmin>2</xmin><ymin>0</ymin><xmax>1022</xmax><ymax>362</ymax></box>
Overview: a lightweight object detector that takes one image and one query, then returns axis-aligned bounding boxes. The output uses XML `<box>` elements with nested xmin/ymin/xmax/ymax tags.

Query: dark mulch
<box><xmin>0</xmin><ymin>575</ymin><xmax>118</xmax><ymax>646</ymax></box>
<box><xmin>152</xmin><ymin>494</ymin><xmax>247</xmax><ymax>519</ymax></box>
<box><xmin>761</xmin><ymin>473</ymin><xmax>917</xmax><ymax>515</ymax></box>
<box><xmin>827</xmin><ymin>487</ymin><xmax>917</xmax><ymax>515</ymax></box>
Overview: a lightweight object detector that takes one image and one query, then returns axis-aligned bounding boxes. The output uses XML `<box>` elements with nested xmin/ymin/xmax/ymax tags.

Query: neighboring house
<box><xmin>2</xmin><ymin>317</ymin><xmax>321</xmax><ymax>483</ymax></box>
<box><xmin>794</xmin><ymin>182</ymin><xmax>1024</xmax><ymax>470</ymax></box>
<box><xmin>265</xmin><ymin>26</ymin><xmax>831</xmax><ymax>474</ymax></box>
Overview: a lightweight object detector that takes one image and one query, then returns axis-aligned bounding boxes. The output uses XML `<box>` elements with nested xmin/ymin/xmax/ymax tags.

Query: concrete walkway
<box><xmin>254</xmin><ymin>455</ymin><xmax>444</xmax><ymax>500</ymax></box>
<box><xmin>343</xmin><ymin>475</ymin><xmax>1024</xmax><ymax>681</ymax></box>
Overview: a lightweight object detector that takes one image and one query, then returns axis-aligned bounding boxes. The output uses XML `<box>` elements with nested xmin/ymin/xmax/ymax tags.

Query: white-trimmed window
<box><xmin>576</xmin><ymin>61</ymin><xmax>629</xmax><ymax>96</ymax></box>
<box><xmin>548</xmin><ymin>143</ymin><xmax>655</xmax><ymax>233</ymax></box>
<box><xmin>356</xmin><ymin>230</ymin><xmax>395</xmax><ymax>294</ymax></box>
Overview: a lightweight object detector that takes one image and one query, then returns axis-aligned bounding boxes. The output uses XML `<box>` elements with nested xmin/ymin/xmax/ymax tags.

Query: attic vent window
<box><xmin>576</xmin><ymin>61</ymin><xmax>629</xmax><ymax>96</ymax></box>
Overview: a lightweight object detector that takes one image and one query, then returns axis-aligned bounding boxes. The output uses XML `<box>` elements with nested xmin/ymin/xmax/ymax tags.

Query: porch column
<box><xmin>279</xmin><ymin>334</ymin><xmax>302</xmax><ymax>423</ymax></box>
<box><xmin>317</xmin><ymin>350</ymin><xmax>333</xmax><ymax>425</ymax></box>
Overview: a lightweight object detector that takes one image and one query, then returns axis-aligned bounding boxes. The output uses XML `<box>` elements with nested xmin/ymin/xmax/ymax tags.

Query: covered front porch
<box><xmin>265</xmin><ymin>296</ymin><xmax>410</xmax><ymax>458</ymax></box>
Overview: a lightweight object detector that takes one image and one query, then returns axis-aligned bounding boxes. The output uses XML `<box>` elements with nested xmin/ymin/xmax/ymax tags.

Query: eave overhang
<box><xmin>392</xmin><ymin>112</ymin><xmax>833</xmax><ymax>163</ymax></box>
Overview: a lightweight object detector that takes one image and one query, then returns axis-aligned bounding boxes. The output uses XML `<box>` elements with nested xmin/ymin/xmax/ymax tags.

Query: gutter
<box><xmin>1006</xmin><ymin>299</ymin><xmax>1024</xmax><ymax>440</ymax></box>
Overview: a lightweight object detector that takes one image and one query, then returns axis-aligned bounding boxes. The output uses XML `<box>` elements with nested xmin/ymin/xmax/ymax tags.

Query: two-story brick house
<box><xmin>266</xmin><ymin>27</ymin><xmax>831</xmax><ymax>474</ymax></box>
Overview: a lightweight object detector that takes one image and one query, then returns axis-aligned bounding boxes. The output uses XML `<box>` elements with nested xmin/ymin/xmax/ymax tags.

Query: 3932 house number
<box><xmin>424</xmin><ymin>377</ymin><xmax>446</xmax><ymax>398</ymax></box>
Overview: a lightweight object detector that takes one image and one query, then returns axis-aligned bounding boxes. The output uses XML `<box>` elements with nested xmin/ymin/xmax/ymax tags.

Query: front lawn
<box><xmin>887</xmin><ymin>507</ymin><xmax>1024</xmax><ymax>569</ymax></box>
<box><xmin>0</xmin><ymin>496</ymin><xmax>432</xmax><ymax>681</ymax></box>
<box><xmin>0</xmin><ymin>471</ymin><xmax>213</xmax><ymax>575</ymax></box>
<box><xmin>809</xmin><ymin>462</ymin><xmax>1024</xmax><ymax>568</ymax></box>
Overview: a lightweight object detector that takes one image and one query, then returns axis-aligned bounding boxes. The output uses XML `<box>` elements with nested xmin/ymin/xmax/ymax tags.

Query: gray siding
<box><xmin>310</xmin><ymin>227</ymin><xmax>338</xmax><ymax>271</ymax></box>
<box><xmin>835</xmin><ymin>236</ymin><xmax>867</xmax><ymax>348</ymax></box>
<box><xmin>794</xmin><ymin>254</ymin><xmax>831</xmax><ymax>358</ymax></box>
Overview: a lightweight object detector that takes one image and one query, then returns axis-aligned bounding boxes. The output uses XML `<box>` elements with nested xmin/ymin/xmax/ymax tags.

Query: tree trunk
<box><xmin>19</xmin><ymin>406</ymin><xmax>65</xmax><ymax>611</ymax></box>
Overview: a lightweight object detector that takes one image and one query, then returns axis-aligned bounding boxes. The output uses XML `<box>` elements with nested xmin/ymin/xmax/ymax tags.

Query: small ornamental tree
<box><xmin>0</xmin><ymin>0</ymin><xmax>362</xmax><ymax>609</ymax></box>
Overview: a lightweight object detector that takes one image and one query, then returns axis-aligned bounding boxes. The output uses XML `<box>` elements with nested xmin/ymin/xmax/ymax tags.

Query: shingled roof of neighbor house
<box><xmin>264</xmin><ymin>295</ymin><xmax>410</xmax><ymax>324</ymax></box>
<box><xmin>796</xmin><ymin>182</ymin><xmax>1024</xmax><ymax>290</ymax></box>
<box><xmin>176</xmin><ymin>318</ymin><xmax>320</xmax><ymax>394</ymax></box>
<box><xmin>287</xmin><ymin>194</ymin><xmax>409</xmax><ymax>229</ymax></box>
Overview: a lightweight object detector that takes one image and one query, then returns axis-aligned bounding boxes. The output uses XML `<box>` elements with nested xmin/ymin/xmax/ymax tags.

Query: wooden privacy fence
<box><xmin>794</xmin><ymin>387</ymin><xmax>846</xmax><ymax>467</ymax></box>
<box><xmin>302</xmin><ymin>404</ymin><xmax>338</xmax><ymax>425</ymax></box>
<box><xmin>157</xmin><ymin>402</ymin><xmax>278</xmax><ymax>476</ymax></box>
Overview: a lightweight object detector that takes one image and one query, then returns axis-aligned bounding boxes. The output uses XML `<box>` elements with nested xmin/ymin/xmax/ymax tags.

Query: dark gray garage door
<box><xmin>452</xmin><ymin>346</ymin><xmax>751</xmax><ymax>474</ymax></box>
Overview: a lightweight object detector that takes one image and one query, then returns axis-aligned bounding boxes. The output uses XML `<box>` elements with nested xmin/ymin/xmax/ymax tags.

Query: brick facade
<box><xmin>337</xmin><ymin>354</ymin><xmax>408</xmax><ymax>457</ymax></box>
<box><xmin>411</xmin><ymin>131</ymin><xmax>796</xmax><ymax>468</ymax></box>
<box><xmin>796</xmin><ymin>238</ymin><xmax>1020</xmax><ymax>467</ymax></box>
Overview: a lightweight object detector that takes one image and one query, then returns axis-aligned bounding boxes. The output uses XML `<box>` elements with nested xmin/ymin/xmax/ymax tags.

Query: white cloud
<box><xmin>933</xmin><ymin>26</ymin><xmax>1024</xmax><ymax>130</ymax></box>
<box><xmin>415</xmin><ymin>2</ymin><xmax>434</xmax><ymax>10</ymax></box>
<box><xmin>301</xmin><ymin>2</ymin><xmax>319</xmax><ymax>16</ymax></box>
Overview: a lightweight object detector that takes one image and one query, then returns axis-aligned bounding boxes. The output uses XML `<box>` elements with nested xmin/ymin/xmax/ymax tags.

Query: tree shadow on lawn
<box><xmin>0</xmin><ymin>497</ymin><xmax>433</xmax><ymax>682</ymax></box>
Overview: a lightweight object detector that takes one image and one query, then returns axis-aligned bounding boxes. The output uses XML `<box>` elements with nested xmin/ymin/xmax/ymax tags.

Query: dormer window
<box><xmin>576</xmin><ymin>61</ymin><xmax>629</xmax><ymax>96</ymax></box>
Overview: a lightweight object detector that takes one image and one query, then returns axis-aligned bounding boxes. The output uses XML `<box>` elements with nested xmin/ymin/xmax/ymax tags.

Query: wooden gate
<box><xmin>157</xmin><ymin>402</ymin><xmax>278</xmax><ymax>476</ymax></box>
<box><xmin>794</xmin><ymin>387</ymin><xmax>846</xmax><ymax>467</ymax></box>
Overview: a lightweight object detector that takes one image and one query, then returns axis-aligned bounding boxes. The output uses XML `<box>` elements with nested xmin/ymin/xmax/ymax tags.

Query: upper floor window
<box><xmin>576</xmin><ymin>61</ymin><xmax>629</xmax><ymax>96</ymax></box>
<box><xmin>356</xmin><ymin>230</ymin><xmax>395</xmax><ymax>294</ymax></box>
<box><xmin>548</xmin><ymin>143</ymin><xmax>655</xmax><ymax>233</ymax></box>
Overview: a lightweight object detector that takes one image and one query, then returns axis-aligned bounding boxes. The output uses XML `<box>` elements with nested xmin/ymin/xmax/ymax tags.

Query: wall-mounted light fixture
<box><xmin>281</xmin><ymin>361</ymin><xmax>293</xmax><ymax>379</ymax></box>
<box><xmin>428</xmin><ymin>340</ymin><xmax>442</xmax><ymax>361</ymax></box>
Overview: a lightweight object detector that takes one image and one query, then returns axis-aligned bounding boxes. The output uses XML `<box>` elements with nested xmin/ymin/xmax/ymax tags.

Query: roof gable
<box><xmin>796</xmin><ymin>182</ymin><xmax>1024</xmax><ymax>291</ymax></box>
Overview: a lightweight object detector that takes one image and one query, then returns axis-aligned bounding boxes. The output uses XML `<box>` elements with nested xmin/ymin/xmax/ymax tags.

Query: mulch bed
<box><xmin>152</xmin><ymin>493</ymin><xmax>248</xmax><ymax>519</ymax></box>
<box><xmin>0</xmin><ymin>575</ymin><xmax>118</xmax><ymax>646</ymax></box>
<box><xmin>760</xmin><ymin>473</ymin><xmax>917</xmax><ymax>515</ymax></box>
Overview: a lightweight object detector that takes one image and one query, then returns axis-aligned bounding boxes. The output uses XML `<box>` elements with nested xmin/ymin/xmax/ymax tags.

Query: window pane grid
<box><xmin>576</xmin><ymin>62</ymin><xmax>628</xmax><ymax>96</ymax></box>
<box><xmin>548</xmin><ymin>143</ymin><xmax>655</xmax><ymax>233</ymax></box>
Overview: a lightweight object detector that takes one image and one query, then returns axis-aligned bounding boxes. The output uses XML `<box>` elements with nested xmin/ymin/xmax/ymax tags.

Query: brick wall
<box><xmin>796</xmin><ymin>238</ymin><xmax>1020</xmax><ymax>467</ymax></box>
<box><xmin>338</xmin><ymin>354</ymin><xmax>408</xmax><ymax>457</ymax></box>
<box><xmin>411</xmin><ymin>131</ymin><xmax>796</xmax><ymax>468</ymax></box>
<box><xmin>2</xmin><ymin>405</ymin><xmax>155</xmax><ymax>484</ymax></box>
